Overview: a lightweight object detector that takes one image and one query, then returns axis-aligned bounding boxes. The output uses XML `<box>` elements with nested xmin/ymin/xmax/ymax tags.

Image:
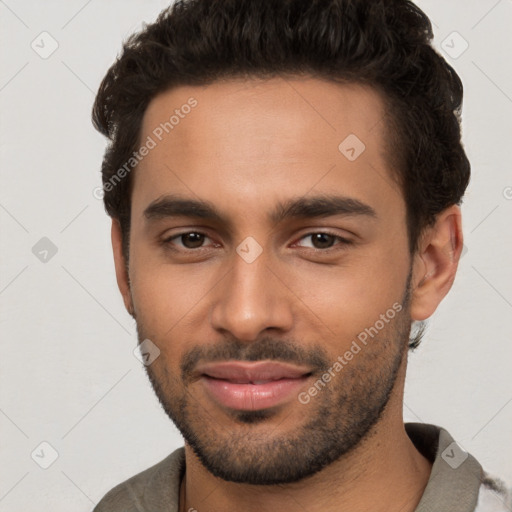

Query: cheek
<box><xmin>288</xmin><ymin>251</ymin><xmax>408</xmax><ymax>345</ymax></box>
<box><xmin>129</xmin><ymin>249</ymin><xmax>224</xmax><ymax>341</ymax></box>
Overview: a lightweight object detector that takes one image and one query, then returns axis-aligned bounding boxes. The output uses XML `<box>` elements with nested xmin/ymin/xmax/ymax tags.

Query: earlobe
<box><xmin>410</xmin><ymin>205</ymin><xmax>464</xmax><ymax>321</ymax></box>
<box><xmin>111</xmin><ymin>219</ymin><xmax>134</xmax><ymax>317</ymax></box>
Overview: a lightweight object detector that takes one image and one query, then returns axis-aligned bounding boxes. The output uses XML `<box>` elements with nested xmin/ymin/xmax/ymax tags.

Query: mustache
<box><xmin>181</xmin><ymin>336</ymin><xmax>330</xmax><ymax>383</ymax></box>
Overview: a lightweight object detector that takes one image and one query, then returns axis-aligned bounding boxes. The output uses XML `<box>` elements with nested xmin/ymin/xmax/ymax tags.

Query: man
<box><xmin>91</xmin><ymin>0</ymin><xmax>511</xmax><ymax>511</ymax></box>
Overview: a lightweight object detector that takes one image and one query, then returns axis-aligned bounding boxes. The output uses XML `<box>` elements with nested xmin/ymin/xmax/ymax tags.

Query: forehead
<box><xmin>133</xmin><ymin>77</ymin><xmax>401</xmax><ymax>223</ymax></box>
<box><xmin>141</xmin><ymin>77</ymin><xmax>387</xmax><ymax>156</ymax></box>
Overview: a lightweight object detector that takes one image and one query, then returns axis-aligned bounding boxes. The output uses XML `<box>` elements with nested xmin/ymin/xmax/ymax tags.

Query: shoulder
<box><xmin>93</xmin><ymin>447</ymin><xmax>185</xmax><ymax>512</ymax></box>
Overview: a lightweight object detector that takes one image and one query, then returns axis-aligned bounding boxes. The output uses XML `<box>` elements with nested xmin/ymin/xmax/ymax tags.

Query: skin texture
<box><xmin>111</xmin><ymin>77</ymin><xmax>464</xmax><ymax>512</ymax></box>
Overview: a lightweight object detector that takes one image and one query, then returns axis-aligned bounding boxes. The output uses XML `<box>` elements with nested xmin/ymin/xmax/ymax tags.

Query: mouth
<box><xmin>196</xmin><ymin>361</ymin><xmax>313</xmax><ymax>411</ymax></box>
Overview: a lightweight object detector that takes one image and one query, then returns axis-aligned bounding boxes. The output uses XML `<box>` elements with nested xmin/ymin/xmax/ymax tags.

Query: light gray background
<box><xmin>1</xmin><ymin>0</ymin><xmax>511</xmax><ymax>510</ymax></box>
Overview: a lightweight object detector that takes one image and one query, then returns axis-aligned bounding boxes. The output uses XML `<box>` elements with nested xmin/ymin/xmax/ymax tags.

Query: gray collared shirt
<box><xmin>93</xmin><ymin>423</ymin><xmax>512</xmax><ymax>512</ymax></box>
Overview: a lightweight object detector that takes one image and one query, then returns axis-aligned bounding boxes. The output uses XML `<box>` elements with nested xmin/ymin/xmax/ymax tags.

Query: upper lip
<box><xmin>197</xmin><ymin>361</ymin><xmax>312</xmax><ymax>383</ymax></box>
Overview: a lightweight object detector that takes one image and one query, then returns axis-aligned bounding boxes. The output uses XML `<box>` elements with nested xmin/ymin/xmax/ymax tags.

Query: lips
<box><xmin>197</xmin><ymin>361</ymin><xmax>312</xmax><ymax>411</ymax></box>
<box><xmin>198</xmin><ymin>361</ymin><xmax>311</xmax><ymax>381</ymax></box>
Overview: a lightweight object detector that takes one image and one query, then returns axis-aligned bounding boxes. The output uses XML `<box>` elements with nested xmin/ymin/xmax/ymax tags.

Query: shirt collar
<box><xmin>406</xmin><ymin>422</ymin><xmax>483</xmax><ymax>512</ymax></box>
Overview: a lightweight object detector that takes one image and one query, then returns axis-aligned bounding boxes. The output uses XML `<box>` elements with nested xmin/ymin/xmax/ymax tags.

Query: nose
<box><xmin>210</xmin><ymin>249</ymin><xmax>294</xmax><ymax>341</ymax></box>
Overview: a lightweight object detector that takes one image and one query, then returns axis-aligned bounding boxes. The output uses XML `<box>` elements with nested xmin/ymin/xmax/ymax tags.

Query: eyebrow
<box><xmin>270</xmin><ymin>195</ymin><xmax>377</xmax><ymax>224</ymax></box>
<box><xmin>143</xmin><ymin>194</ymin><xmax>377</xmax><ymax>226</ymax></box>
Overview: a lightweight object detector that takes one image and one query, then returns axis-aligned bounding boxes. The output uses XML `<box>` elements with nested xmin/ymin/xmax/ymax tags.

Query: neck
<box><xmin>180</xmin><ymin>418</ymin><xmax>431</xmax><ymax>511</ymax></box>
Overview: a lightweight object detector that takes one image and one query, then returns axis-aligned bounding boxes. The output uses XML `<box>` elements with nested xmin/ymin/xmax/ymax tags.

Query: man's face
<box><xmin>123</xmin><ymin>78</ymin><xmax>414</xmax><ymax>484</ymax></box>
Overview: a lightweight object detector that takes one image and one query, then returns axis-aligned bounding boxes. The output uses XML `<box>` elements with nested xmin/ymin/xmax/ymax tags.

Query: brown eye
<box><xmin>296</xmin><ymin>232</ymin><xmax>352</xmax><ymax>250</ymax></box>
<box><xmin>310</xmin><ymin>233</ymin><xmax>336</xmax><ymax>249</ymax></box>
<box><xmin>164</xmin><ymin>231</ymin><xmax>212</xmax><ymax>250</ymax></box>
<box><xmin>179</xmin><ymin>232</ymin><xmax>206</xmax><ymax>248</ymax></box>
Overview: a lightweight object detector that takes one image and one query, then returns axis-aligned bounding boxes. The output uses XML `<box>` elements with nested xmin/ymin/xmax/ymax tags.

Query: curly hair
<box><xmin>92</xmin><ymin>0</ymin><xmax>470</xmax><ymax>349</ymax></box>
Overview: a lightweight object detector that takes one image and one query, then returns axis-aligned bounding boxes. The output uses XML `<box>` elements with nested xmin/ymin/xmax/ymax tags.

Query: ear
<box><xmin>111</xmin><ymin>218</ymin><xmax>134</xmax><ymax>317</ymax></box>
<box><xmin>410</xmin><ymin>205</ymin><xmax>464</xmax><ymax>321</ymax></box>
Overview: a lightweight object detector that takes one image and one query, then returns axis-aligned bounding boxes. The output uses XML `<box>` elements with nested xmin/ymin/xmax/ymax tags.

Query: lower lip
<box><xmin>201</xmin><ymin>375</ymin><xmax>310</xmax><ymax>411</ymax></box>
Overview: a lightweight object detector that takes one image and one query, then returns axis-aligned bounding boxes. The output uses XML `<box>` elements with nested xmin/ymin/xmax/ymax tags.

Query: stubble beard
<box><xmin>137</xmin><ymin>276</ymin><xmax>412</xmax><ymax>485</ymax></box>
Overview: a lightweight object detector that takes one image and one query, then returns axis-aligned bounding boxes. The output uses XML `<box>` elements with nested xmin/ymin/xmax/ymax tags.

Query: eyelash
<box><xmin>162</xmin><ymin>231</ymin><xmax>354</xmax><ymax>253</ymax></box>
